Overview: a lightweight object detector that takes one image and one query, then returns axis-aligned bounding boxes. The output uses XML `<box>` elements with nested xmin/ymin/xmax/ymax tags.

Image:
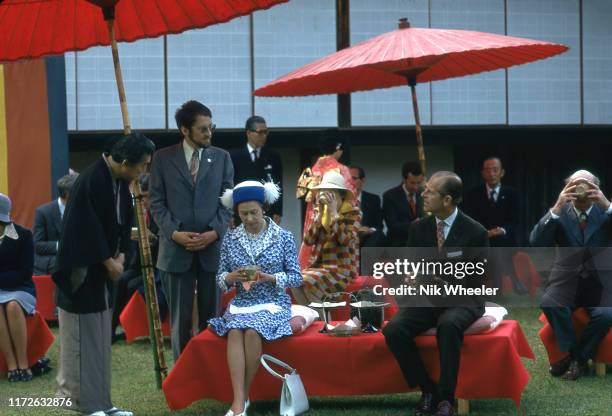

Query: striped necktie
<box><xmin>189</xmin><ymin>149</ymin><xmax>199</xmax><ymax>183</ymax></box>
<box><xmin>437</xmin><ymin>220</ymin><xmax>445</xmax><ymax>248</ymax></box>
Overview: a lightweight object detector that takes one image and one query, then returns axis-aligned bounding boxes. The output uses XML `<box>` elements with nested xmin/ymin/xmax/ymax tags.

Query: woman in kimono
<box><xmin>0</xmin><ymin>193</ymin><xmax>35</xmax><ymax>382</ymax></box>
<box><xmin>296</xmin><ymin>171</ymin><xmax>361</xmax><ymax>303</ymax></box>
<box><xmin>296</xmin><ymin>132</ymin><xmax>356</xmax><ymax>270</ymax></box>
<box><xmin>209</xmin><ymin>181</ymin><xmax>302</xmax><ymax>416</ymax></box>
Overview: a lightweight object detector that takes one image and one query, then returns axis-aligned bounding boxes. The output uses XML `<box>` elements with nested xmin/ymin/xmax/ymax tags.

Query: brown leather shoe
<box><xmin>435</xmin><ymin>400</ymin><xmax>454</xmax><ymax>416</ymax></box>
<box><xmin>561</xmin><ymin>360</ymin><xmax>588</xmax><ymax>381</ymax></box>
<box><xmin>549</xmin><ymin>355</ymin><xmax>572</xmax><ymax>377</ymax></box>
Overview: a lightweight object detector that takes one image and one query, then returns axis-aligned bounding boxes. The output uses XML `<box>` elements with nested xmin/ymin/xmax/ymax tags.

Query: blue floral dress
<box><xmin>208</xmin><ymin>218</ymin><xmax>302</xmax><ymax>340</ymax></box>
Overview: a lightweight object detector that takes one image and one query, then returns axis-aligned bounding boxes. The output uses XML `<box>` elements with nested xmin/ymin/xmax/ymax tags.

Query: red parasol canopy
<box><xmin>254</xmin><ymin>18</ymin><xmax>568</xmax><ymax>97</ymax></box>
<box><xmin>0</xmin><ymin>0</ymin><xmax>289</xmax><ymax>62</ymax></box>
<box><xmin>254</xmin><ymin>18</ymin><xmax>568</xmax><ymax>173</ymax></box>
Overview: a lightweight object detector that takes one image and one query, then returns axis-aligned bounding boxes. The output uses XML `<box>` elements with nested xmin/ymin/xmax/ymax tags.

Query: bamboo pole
<box><xmin>132</xmin><ymin>184</ymin><xmax>168</xmax><ymax>388</ymax></box>
<box><xmin>104</xmin><ymin>7</ymin><xmax>167</xmax><ymax>388</ymax></box>
<box><xmin>106</xmin><ymin>18</ymin><xmax>131</xmax><ymax>136</ymax></box>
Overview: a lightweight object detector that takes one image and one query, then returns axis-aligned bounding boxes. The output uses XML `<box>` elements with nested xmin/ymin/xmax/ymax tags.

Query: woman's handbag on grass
<box><xmin>260</xmin><ymin>354</ymin><xmax>309</xmax><ymax>416</ymax></box>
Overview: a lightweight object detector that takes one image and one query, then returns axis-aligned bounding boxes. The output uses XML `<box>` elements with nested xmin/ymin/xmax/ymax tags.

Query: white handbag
<box><xmin>260</xmin><ymin>354</ymin><xmax>309</xmax><ymax>416</ymax></box>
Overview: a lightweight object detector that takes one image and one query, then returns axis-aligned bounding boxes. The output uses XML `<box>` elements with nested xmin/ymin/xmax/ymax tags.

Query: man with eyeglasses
<box><xmin>149</xmin><ymin>100</ymin><xmax>233</xmax><ymax>360</ymax></box>
<box><xmin>230</xmin><ymin>115</ymin><xmax>283</xmax><ymax>224</ymax></box>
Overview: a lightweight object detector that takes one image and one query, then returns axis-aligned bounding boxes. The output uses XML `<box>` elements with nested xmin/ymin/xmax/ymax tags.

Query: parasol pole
<box><xmin>408</xmin><ymin>76</ymin><xmax>426</xmax><ymax>176</ymax></box>
<box><xmin>397</xmin><ymin>19</ymin><xmax>426</xmax><ymax>175</ymax></box>
<box><xmin>102</xmin><ymin>5</ymin><xmax>168</xmax><ymax>389</ymax></box>
<box><xmin>104</xmin><ymin>10</ymin><xmax>131</xmax><ymax>136</ymax></box>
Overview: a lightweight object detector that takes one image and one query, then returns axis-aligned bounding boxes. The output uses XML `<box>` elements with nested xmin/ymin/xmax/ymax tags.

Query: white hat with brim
<box><xmin>312</xmin><ymin>171</ymin><xmax>352</xmax><ymax>196</ymax></box>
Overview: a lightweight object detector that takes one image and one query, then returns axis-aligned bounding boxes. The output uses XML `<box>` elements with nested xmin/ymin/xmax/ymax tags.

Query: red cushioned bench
<box><xmin>539</xmin><ymin>309</ymin><xmax>612</xmax><ymax>377</ymax></box>
<box><xmin>32</xmin><ymin>275</ymin><xmax>57</xmax><ymax>322</ymax></box>
<box><xmin>0</xmin><ymin>311</ymin><xmax>55</xmax><ymax>373</ymax></box>
<box><xmin>162</xmin><ymin>320</ymin><xmax>534</xmax><ymax>415</ymax></box>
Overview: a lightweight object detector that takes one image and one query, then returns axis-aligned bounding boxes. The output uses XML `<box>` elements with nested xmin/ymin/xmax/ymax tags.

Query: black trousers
<box><xmin>383</xmin><ymin>306</ymin><xmax>484</xmax><ymax>402</ymax></box>
<box><xmin>542</xmin><ymin>307</ymin><xmax>612</xmax><ymax>364</ymax></box>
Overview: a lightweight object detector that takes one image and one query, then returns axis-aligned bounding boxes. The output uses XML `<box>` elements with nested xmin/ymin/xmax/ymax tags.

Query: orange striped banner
<box><xmin>0</xmin><ymin>60</ymin><xmax>52</xmax><ymax>228</ymax></box>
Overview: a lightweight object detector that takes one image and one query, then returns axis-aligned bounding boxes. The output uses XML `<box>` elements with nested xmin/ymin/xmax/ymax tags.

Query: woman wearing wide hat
<box><xmin>294</xmin><ymin>171</ymin><xmax>361</xmax><ymax>304</ymax></box>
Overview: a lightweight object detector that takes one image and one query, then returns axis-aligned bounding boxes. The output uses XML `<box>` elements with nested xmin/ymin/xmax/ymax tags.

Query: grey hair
<box><xmin>57</xmin><ymin>174</ymin><xmax>78</xmax><ymax>199</ymax></box>
<box><xmin>430</xmin><ymin>171</ymin><xmax>463</xmax><ymax>205</ymax></box>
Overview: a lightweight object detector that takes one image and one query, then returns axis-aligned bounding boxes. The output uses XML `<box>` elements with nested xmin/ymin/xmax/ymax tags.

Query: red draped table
<box><xmin>0</xmin><ymin>311</ymin><xmax>55</xmax><ymax>372</ymax></box>
<box><xmin>32</xmin><ymin>275</ymin><xmax>57</xmax><ymax>321</ymax></box>
<box><xmin>163</xmin><ymin>320</ymin><xmax>533</xmax><ymax>411</ymax></box>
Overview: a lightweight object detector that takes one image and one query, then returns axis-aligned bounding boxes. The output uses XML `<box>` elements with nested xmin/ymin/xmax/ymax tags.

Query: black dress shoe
<box><xmin>31</xmin><ymin>358</ymin><xmax>51</xmax><ymax>376</ymax></box>
<box><xmin>415</xmin><ymin>393</ymin><xmax>438</xmax><ymax>416</ymax></box>
<box><xmin>549</xmin><ymin>355</ymin><xmax>572</xmax><ymax>377</ymax></box>
<box><xmin>435</xmin><ymin>400</ymin><xmax>454</xmax><ymax>416</ymax></box>
<box><xmin>112</xmin><ymin>333</ymin><xmax>126</xmax><ymax>344</ymax></box>
<box><xmin>561</xmin><ymin>360</ymin><xmax>588</xmax><ymax>381</ymax></box>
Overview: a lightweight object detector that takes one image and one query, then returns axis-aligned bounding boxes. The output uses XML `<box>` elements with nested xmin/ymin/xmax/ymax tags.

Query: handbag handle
<box><xmin>260</xmin><ymin>354</ymin><xmax>296</xmax><ymax>380</ymax></box>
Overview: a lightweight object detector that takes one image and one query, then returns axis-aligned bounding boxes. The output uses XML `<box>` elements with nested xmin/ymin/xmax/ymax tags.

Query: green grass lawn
<box><xmin>1</xmin><ymin>308</ymin><xmax>611</xmax><ymax>415</ymax></box>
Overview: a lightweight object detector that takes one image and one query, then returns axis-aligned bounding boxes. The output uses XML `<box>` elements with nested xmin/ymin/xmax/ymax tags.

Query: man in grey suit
<box><xmin>150</xmin><ymin>100</ymin><xmax>233</xmax><ymax>360</ymax></box>
<box><xmin>530</xmin><ymin>169</ymin><xmax>612</xmax><ymax>380</ymax></box>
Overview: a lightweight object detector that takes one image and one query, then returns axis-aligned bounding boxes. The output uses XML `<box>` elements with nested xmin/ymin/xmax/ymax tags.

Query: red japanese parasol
<box><xmin>0</xmin><ymin>0</ymin><xmax>289</xmax><ymax>388</ymax></box>
<box><xmin>0</xmin><ymin>0</ymin><xmax>289</xmax><ymax>134</ymax></box>
<box><xmin>254</xmin><ymin>18</ymin><xmax>569</xmax><ymax>173</ymax></box>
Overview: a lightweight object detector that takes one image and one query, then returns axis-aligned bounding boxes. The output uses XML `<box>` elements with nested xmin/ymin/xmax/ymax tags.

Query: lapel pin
<box><xmin>207</xmin><ymin>158</ymin><xmax>212</xmax><ymax>163</ymax></box>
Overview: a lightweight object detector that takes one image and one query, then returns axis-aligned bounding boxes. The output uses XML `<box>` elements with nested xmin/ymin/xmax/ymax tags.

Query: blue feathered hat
<box><xmin>220</xmin><ymin>181</ymin><xmax>280</xmax><ymax>209</ymax></box>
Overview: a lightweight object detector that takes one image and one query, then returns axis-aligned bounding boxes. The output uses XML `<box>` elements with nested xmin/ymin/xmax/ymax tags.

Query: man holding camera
<box><xmin>530</xmin><ymin>169</ymin><xmax>612</xmax><ymax>380</ymax></box>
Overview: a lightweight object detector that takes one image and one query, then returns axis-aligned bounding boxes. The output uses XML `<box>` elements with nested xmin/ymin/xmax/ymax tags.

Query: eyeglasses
<box><xmin>250</xmin><ymin>129</ymin><xmax>269</xmax><ymax>136</ymax></box>
<box><xmin>198</xmin><ymin>124</ymin><xmax>216</xmax><ymax>134</ymax></box>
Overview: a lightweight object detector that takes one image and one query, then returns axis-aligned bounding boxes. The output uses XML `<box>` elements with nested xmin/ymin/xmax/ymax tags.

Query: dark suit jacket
<box><xmin>53</xmin><ymin>157</ymin><xmax>132</xmax><ymax>313</ymax></box>
<box><xmin>360</xmin><ymin>190</ymin><xmax>383</xmax><ymax>230</ymax></box>
<box><xmin>150</xmin><ymin>143</ymin><xmax>233</xmax><ymax>274</ymax></box>
<box><xmin>383</xmin><ymin>184</ymin><xmax>423</xmax><ymax>246</ymax></box>
<box><xmin>463</xmin><ymin>183</ymin><xmax>519</xmax><ymax>246</ymax></box>
<box><xmin>0</xmin><ymin>223</ymin><xmax>35</xmax><ymax>297</ymax></box>
<box><xmin>33</xmin><ymin>200</ymin><xmax>62</xmax><ymax>274</ymax></box>
<box><xmin>530</xmin><ymin>203</ymin><xmax>612</xmax><ymax>307</ymax></box>
<box><xmin>406</xmin><ymin>210</ymin><xmax>490</xmax><ymax>307</ymax></box>
<box><xmin>359</xmin><ymin>190</ymin><xmax>384</xmax><ymax>247</ymax></box>
<box><xmin>230</xmin><ymin>146</ymin><xmax>283</xmax><ymax>216</ymax></box>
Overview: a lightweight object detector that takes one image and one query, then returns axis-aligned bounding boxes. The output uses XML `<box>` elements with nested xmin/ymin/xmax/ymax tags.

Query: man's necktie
<box><xmin>489</xmin><ymin>189</ymin><xmax>497</xmax><ymax>205</ymax></box>
<box><xmin>252</xmin><ymin>149</ymin><xmax>258</xmax><ymax>162</ymax></box>
<box><xmin>408</xmin><ymin>193</ymin><xmax>416</xmax><ymax>217</ymax></box>
<box><xmin>437</xmin><ymin>221</ymin><xmax>445</xmax><ymax>248</ymax></box>
<box><xmin>579</xmin><ymin>212</ymin><xmax>587</xmax><ymax>231</ymax></box>
<box><xmin>189</xmin><ymin>149</ymin><xmax>199</xmax><ymax>183</ymax></box>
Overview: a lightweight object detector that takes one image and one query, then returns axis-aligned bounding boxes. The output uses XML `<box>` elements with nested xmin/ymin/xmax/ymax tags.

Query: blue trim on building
<box><xmin>45</xmin><ymin>56</ymin><xmax>69</xmax><ymax>198</ymax></box>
